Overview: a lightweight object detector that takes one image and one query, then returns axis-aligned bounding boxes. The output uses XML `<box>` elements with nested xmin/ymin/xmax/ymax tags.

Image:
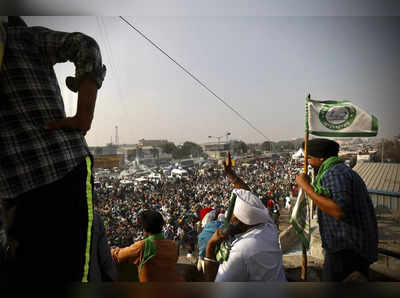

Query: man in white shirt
<box><xmin>204</xmin><ymin>152</ymin><xmax>287</xmax><ymax>282</ymax></box>
<box><xmin>285</xmin><ymin>196</ymin><xmax>291</xmax><ymax>210</ymax></box>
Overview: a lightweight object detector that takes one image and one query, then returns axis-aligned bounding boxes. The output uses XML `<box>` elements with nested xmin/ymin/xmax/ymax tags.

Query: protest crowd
<box><xmin>94</xmin><ymin>156</ymin><xmax>302</xmax><ymax>249</ymax></box>
<box><xmin>0</xmin><ymin>17</ymin><xmax>384</xmax><ymax>284</ymax></box>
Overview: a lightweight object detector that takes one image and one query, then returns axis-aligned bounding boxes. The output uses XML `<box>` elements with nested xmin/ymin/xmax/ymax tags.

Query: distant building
<box><xmin>89</xmin><ymin>144</ymin><xmax>119</xmax><ymax>156</ymax></box>
<box><xmin>203</xmin><ymin>142</ymin><xmax>230</xmax><ymax>160</ymax></box>
<box><xmin>93</xmin><ymin>155</ymin><xmax>121</xmax><ymax>169</ymax></box>
<box><xmin>90</xmin><ymin>141</ymin><xmax>173</xmax><ymax>168</ymax></box>
<box><xmin>356</xmin><ymin>150</ymin><xmax>377</xmax><ymax>163</ymax></box>
<box><xmin>89</xmin><ymin>144</ymin><xmax>123</xmax><ymax>168</ymax></box>
<box><xmin>135</xmin><ymin>145</ymin><xmax>173</xmax><ymax>167</ymax></box>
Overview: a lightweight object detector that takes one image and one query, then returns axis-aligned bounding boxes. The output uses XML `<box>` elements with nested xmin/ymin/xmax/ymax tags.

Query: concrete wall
<box><xmin>279</xmin><ymin>225</ymin><xmax>303</xmax><ymax>254</ymax></box>
<box><xmin>279</xmin><ymin>217</ymin><xmax>324</xmax><ymax>262</ymax></box>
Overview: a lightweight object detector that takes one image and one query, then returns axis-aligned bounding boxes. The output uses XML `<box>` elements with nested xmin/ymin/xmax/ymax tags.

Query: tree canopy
<box><xmin>161</xmin><ymin>141</ymin><xmax>203</xmax><ymax>159</ymax></box>
<box><xmin>376</xmin><ymin>136</ymin><xmax>400</xmax><ymax>163</ymax></box>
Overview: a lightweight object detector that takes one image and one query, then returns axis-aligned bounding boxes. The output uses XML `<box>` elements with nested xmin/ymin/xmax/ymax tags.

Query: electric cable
<box><xmin>119</xmin><ymin>16</ymin><xmax>272</xmax><ymax>142</ymax></box>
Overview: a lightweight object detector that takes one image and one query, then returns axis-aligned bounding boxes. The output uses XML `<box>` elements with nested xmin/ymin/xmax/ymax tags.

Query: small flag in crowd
<box><xmin>306</xmin><ymin>99</ymin><xmax>378</xmax><ymax>137</ymax></box>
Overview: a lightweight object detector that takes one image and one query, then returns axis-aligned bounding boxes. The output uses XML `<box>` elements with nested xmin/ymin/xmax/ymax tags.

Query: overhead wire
<box><xmin>97</xmin><ymin>16</ymin><xmax>133</xmax><ymax>143</ymax></box>
<box><xmin>100</xmin><ymin>17</ymin><xmax>126</xmax><ymax>105</ymax></box>
<box><xmin>118</xmin><ymin>16</ymin><xmax>272</xmax><ymax>142</ymax></box>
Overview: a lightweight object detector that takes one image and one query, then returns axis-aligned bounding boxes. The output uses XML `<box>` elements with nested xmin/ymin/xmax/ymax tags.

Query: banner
<box><xmin>306</xmin><ymin>99</ymin><xmax>378</xmax><ymax>137</ymax></box>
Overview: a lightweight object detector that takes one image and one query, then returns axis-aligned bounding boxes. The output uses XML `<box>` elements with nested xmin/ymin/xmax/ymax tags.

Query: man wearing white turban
<box><xmin>204</xmin><ymin>152</ymin><xmax>287</xmax><ymax>282</ymax></box>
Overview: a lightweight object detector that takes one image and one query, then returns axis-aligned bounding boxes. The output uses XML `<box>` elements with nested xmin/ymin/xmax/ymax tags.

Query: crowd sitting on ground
<box><xmin>94</xmin><ymin>156</ymin><xmax>302</xmax><ymax>249</ymax></box>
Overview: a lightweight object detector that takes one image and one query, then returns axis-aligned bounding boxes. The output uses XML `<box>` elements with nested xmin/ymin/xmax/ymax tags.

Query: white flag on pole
<box><xmin>306</xmin><ymin>99</ymin><xmax>378</xmax><ymax>137</ymax></box>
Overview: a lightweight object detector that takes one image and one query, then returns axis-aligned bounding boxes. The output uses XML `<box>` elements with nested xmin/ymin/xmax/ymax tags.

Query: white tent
<box><xmin>292</xmin><ymin>148</ymin><xmax>304</xmax><ymax>160</ymax></box>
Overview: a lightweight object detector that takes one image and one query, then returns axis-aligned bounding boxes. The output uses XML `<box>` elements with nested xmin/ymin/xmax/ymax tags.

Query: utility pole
<box><xmin>115</xmin><ymin>125</ymin><xmax>119</xmax><ymax>146</ymax></box>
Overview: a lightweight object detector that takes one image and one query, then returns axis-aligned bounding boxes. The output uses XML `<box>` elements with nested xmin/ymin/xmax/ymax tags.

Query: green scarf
<box><xmin>313</xmin><ymin>156</ymin><xmax>344</xmax><ymax>198</ymax></box>
<box><xmin>139</xmin><ymin>233</ymin><xmax>164</xmax><ymax>276</ymax></box>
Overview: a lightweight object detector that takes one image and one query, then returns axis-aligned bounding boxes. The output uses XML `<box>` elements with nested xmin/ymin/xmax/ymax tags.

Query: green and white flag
<box><xmin>306</xmin><ymin>99</ymin><xmax>378</xmax><ymax>137</ymax></box>
<box><xmin>289</xmin><ymin>188</ymin><xmax>310</xmax><ymax>249</ymax></box>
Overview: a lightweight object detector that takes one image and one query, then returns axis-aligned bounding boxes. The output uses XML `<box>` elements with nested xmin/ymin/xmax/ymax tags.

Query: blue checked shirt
<box><xmin>317</xmin><ymin>162</ymin><xmax>378</xmax><ymax>264</ymax></box>
<box><xmin>0</xmin><ymin>24</ymin><xmax>106</xmax><ymax>200</ymax></box>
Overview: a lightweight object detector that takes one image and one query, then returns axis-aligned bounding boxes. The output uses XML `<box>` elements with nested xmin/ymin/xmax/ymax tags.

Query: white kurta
<box><xmin>215</xmin><ymin>223</ymin><xmax>287</xmax><ymax>282</ymax></box>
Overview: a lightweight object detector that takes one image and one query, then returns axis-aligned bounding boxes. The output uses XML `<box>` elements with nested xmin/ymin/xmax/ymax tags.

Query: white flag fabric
<box><xmin>306</xmin><ymin>99</ymin><xmax>378</xmax><ymax>137</ymax></box>
<box><xmin>289</xmin><ymin>188</ymin><xmax>310</xmax><ymax>249</ymax></box>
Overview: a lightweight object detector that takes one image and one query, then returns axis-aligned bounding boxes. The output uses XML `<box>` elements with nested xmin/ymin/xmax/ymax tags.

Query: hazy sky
<box><xmin>24</xmin><ymin>14</ymin><xmax>400</xmax><ymax>146</ymax></box>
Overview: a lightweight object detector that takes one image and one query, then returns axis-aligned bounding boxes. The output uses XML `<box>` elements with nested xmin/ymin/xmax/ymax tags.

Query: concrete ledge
<box><xmin>283</xmin><ymin>255</ymin><xmax>323</xmax><ymax>281</ymax></box>
<box><xmin>370</xmin><ymin>253</ymin><xmax>400</xmax><ymax>281</ymax></box>
<box><xmin>279</xmin><ymin>225</ymin><xmax>301</xmax><ymax>253</ymax></box>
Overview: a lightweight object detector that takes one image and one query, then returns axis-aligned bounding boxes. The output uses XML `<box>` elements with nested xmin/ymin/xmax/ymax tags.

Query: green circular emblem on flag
<box><xmin>319</xmin><ymin>103</ymin><xmax>356</xmax><ymax>130</ymax></box>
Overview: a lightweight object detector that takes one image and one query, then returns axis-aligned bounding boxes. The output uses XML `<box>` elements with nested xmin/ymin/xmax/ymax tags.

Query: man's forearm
<box><xmin>204</xmin><ymin>241</ymin><xmax>219</xmax><ymax>281</ymax></box>
<box><xmin>76</xmin><ymin>77</ymin><xmax>97</xmax><ymax>119</ymax></box>
<box><xmin>301</xmin><ymin>183</ymin><xmax>344</xmax><ymax>220</ymax></box>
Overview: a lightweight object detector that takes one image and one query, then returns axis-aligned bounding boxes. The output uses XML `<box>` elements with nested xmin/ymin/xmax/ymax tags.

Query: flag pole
<box><xmin>301</xmin><ymin>93</ymin><xmax>311</xmax><ymax>281</ymax></box>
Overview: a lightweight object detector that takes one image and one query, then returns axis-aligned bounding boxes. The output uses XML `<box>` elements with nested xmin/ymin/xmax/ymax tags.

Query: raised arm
<box><xmin>223</xmin><ymin>152</ymin><xmax>250</xmax><ymax>191</ymax></box>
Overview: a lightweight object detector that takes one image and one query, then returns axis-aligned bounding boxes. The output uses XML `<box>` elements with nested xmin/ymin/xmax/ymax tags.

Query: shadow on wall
<box><xmin>116</xmin><ymin>263</ymin><xmax>205</xmax><ymax>282</ymax></box>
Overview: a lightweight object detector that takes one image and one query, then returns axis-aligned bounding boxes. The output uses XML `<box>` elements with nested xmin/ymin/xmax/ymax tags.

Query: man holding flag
<box><xmin>295</xmin><ymin>97</ymin><xmax>378</xmax><ymax>281</ymax></box>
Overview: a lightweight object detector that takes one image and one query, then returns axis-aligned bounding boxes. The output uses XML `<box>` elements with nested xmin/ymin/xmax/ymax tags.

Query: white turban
<box><xmin>232</xmin><ymin>189</ymin><xmax>273</xmax><ymax>225</ymax></box>
<box><xmin>201</xmin><ymin>209</ymin><xmax>216</xmax><ymax>228</ymax></box>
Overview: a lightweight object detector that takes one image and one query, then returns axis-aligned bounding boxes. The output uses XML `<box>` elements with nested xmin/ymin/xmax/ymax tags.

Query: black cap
<box><xmin>140</xmin><ymin>210</ymin><xmax>164</xmax><ymax>234</ymax></box>
<box><xmin>302</xmin><ymin>138</ymin><xmax>339</xmax><ymax>158</ymax></box>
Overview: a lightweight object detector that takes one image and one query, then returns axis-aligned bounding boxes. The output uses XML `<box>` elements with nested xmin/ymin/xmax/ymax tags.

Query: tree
<box><xmin>181</xmin><ymin>141</ymin><xmax>203</xmax><ymax>158</ymax></box>
<box><xmin>231</xmin><ymin>140</ymin><xmax>248</xmax><ymax>154</ymax></box>
<box><xmin>376</xmin><ymin>137</ymin><xmax>400</xmax><ymax>163</ymax></box>
<box><xmin>161</xmin><ymin>142</ymin><xmax>178</xmax><ymax>155</ymax></box>
<box><xmin>260</xmin><ymin>141</ymin><xmax>274</xmax><ymax>152</ymax></box>
<box><xmin>127</xmin><ymin>149</ymin><xmax>136</xmax><ymax>161</ymax></box>
<box><xmin>276</xmin><ymin>141</ymin><xmax>295</xmax><ymax>151</ymax></box>
<box><xmin>292</xmin><ymin>138</ymin><xmax>305</xmax><ymax>149</ymax></box>
<box><xmin>150</xmin><ymin>147</ymin><xmax>159</xmax><ymax>158</ymax></box>
<box><xmin>150</xmin><ymin>147</ymin><xmax>160</xmax><ymax>167</ymax></box>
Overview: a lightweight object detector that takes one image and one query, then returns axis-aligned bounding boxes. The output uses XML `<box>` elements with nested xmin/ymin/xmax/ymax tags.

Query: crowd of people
<box><xmin>94</xmin><ymin>156</ymin><xmax>302</xmax><ymax>249</ymax></box>
<box><xmin>1</xmin><ymin>17</ymin><xmax>379</xmax><ymax>283</ymax></box>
